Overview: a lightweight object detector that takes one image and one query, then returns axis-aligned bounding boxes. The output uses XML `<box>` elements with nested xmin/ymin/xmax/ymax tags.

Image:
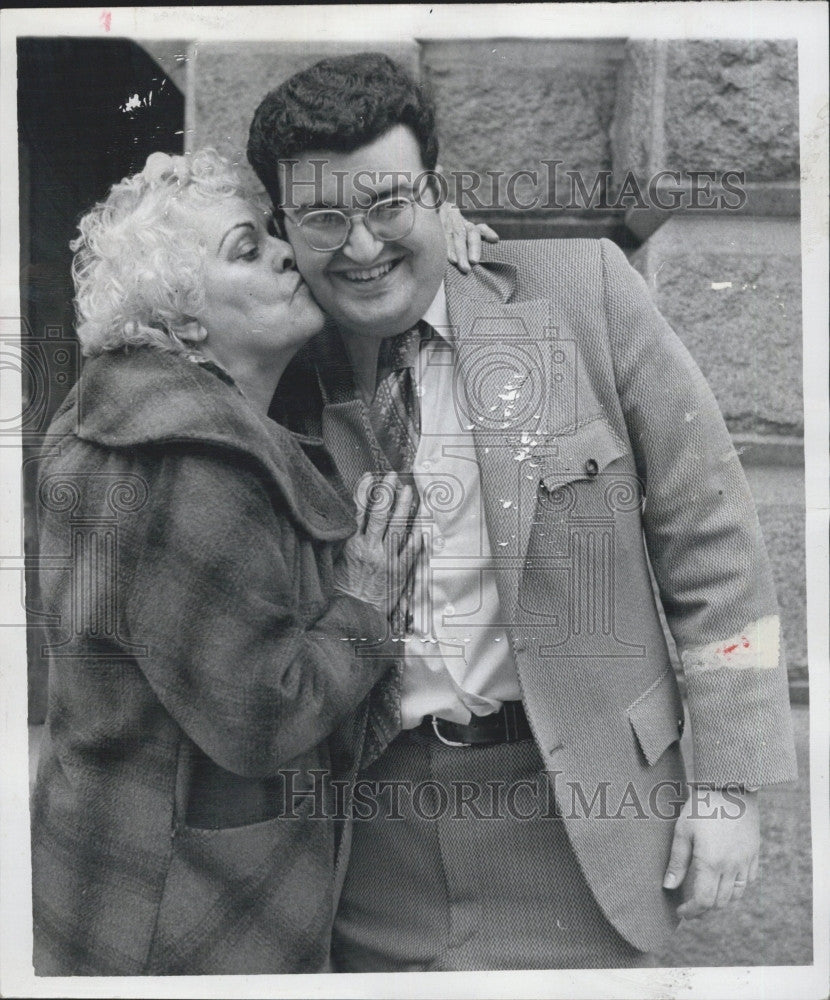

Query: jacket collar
<box><xmin>444</xmin><ymin>256</ymin><xmax>517</xmax><ymax>311</ymax></box>
<box><xmin>71</xmin><ymin>348</ymin><xmax>355</xmax><ymax>541</ymax></box>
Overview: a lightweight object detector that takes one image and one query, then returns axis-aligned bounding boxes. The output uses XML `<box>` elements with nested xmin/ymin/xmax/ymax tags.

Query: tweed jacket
<box><xmin>31</xmin><ymin>347</ymin><xmax>396</xmax><ymax>975</ymax></box>
<box><xmin>272</xmin><ymin>238</ymin><xmax>798</xmax><ymax>953</ymax></box>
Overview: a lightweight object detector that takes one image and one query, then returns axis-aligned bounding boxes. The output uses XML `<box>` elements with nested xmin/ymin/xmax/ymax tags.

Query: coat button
<box><xmin>585</xmin><ymin>458</ymin><xmax>599</xmax><ymax>477</ymax></box>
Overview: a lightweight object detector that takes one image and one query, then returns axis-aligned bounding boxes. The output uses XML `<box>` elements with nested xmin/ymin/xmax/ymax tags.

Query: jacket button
<box><xmin>585</xmin><ymin>458</ymin><xmax>599</xmax><ymax>477</ymax></box>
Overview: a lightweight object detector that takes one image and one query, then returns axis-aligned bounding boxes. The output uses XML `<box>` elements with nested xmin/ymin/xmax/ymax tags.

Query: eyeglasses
<box><xmin>282</xmin><ymin>196</ymin><xmax>417</xmax><ymax>252</ymax></box>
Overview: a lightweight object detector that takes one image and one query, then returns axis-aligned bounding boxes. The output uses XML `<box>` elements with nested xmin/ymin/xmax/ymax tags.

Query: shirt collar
<box><xmin>375</xmin><ymin>282</ymin><xmax>450</xmax><ymax>383</ymax></box>
<box><xmin>422</xmin><ymin>281</ymin><xmax>451</xmax><ymax>342</ymax></box>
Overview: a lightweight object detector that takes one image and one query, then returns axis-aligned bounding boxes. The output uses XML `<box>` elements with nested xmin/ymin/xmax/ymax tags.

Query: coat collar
<box><xmin>69</xmin><ymin>348</ymin><xmax>355</xmax><ymax>541</ymax></box>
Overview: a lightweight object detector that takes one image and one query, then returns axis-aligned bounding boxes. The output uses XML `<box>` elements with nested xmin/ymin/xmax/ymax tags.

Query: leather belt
<box><xmin>413</xmin><ymin>701</ymin><xmax>533</xmax><ymax>747</ymax></box>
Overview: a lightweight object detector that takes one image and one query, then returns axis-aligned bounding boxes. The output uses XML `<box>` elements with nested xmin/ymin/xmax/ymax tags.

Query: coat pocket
<box><xmin>146</xmin><ymin>801</ymin><xmax>333</xmax><ymax>975</ymax></box>
<box><xmin>627</xmin><ymin>666</ymin><xmax>685</xmax><ymax>767</ymax></box>
<box><xmin>537</xmin><ymin>415</ymin><xmax>629</xmax><ymax>494</ymax></box>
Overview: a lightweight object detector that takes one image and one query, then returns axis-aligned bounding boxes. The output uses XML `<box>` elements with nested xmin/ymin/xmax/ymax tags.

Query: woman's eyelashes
<box><xmin>237</xmin><ymin>242</ymin><xmax>260</xmax><ymax>261</ymax></box>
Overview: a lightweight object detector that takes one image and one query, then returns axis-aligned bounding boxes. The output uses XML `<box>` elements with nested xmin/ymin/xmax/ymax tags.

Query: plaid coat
<box><xmin>31</xmin><ymin>348</ymin><xmax>395</xmax><ymax>975</ymax></box>
<box><xmin>273</xmin><ymin>238</ymin><xmax>798</xmax><ymax>953</ymax></box>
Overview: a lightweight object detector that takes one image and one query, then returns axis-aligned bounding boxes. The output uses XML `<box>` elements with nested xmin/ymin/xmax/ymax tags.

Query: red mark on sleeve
<box><xmin>100</xmin><ymin>10</ymin><xmax>111</xmax><ymax>31</ymax></box>
<box><xmin>723</xmin><ymin>643</ymin><xmax>739</xmax><ymax>654</ymax></box>
<box><xmin>742</xmin><ymin>636</ymin><xmax>750</xmax><ymax>648</ymax></box>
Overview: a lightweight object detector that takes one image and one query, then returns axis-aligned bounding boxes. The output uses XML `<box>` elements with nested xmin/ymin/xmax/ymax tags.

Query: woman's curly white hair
<box><xmin>71</xmin><ymin>149</ymin><xmax>267</xmax><ymax>357</ymax></box>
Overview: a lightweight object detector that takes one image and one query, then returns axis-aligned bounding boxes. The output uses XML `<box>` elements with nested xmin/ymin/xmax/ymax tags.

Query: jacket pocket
<box><xmin>147</xmin><ymin>801</ymin><xmax>332</xmax><ymax>974</ymax></box>
<box><xmin>537</xmin><ymin>416</ymin><xmax>628</xmax><ymax>493</ymax></box>
<box><xmin>627</xmin><ymin>666</ymin><xmax>685</xmax><ymax>767</ymax></box>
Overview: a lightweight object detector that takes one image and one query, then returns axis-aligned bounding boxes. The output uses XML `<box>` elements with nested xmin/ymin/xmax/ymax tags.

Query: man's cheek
<box><xmin>286</xmin><ymin>238</ymin><xmax>322</xmax><ymax>283</ymax></box>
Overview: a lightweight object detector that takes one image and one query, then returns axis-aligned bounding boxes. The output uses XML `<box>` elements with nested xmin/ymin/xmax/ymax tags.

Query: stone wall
<box><xmin>185</xmin><ymin>40</ymin><xmax>418</xmax><ymax>169</ymax></box>
<box><xmin>421</xmin><ymin>39</ymin><xmax>627</xmax><ymax>239</ymax></box>
<box><xmin>612</xmin><ymin>40</ymin><xmax>805</xmax><ymax>691</ymax></box>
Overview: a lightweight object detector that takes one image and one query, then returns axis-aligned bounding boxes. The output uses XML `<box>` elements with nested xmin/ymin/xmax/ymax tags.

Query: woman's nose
<box><xmin>269</xmin><ymin>238</ymin><xmax>295</xmax><ymax>272</ymax></box>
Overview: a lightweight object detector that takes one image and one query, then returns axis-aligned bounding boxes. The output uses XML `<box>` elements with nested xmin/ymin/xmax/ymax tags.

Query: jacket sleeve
<box><xmin>599</xmin><ymin>238</ymin><xmax>797</xmax><ymax>788</ymax></box>
<box><xmin>112</xmin><ymin>448</ymin><xmax>396</xmax><ymax>778</ymax></box>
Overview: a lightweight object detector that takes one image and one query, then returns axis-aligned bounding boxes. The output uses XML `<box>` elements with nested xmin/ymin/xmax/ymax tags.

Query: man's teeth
<box><xmin>340</xmin><ymin>261</ymin><xmax>396</xmax><ymax>282</ymax></box>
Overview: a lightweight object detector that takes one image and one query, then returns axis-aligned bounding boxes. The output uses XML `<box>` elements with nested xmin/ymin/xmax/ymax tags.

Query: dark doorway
<box><xmin>17</xmin><ymin>37</ymin><xmax>185</xmax><ymax>721</ymax></box>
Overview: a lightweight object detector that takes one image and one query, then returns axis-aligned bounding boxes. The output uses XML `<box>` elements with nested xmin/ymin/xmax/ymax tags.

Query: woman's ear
<box><xmin>170</xmin><ymin>319</ymin><xmax>208</xmax><ymax>345</ymax></box>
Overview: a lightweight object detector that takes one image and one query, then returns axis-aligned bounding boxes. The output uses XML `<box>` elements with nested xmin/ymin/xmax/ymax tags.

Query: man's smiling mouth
<box><xmin>335</xmin><ymin>259</ymin><xmax>401</xmax><ymax>283</ymax></box>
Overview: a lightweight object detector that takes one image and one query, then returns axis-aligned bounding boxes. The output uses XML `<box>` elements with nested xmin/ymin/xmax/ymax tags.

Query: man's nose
<box><xmin>340</xmin><ymin>216</ymin><xmax>385</xmax><ymax>264</ymax></box>
<box><xmin>270</xmin><ymin>237</ymin><xmax>295</xmax><ymax>272</ymax></box>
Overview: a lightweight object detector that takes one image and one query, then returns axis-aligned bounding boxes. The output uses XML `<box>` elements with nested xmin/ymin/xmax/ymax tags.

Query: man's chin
<box><xmin>327</xmin><ymin>298</ymin><xmax>420</xmax><ymax>339</ymax></box>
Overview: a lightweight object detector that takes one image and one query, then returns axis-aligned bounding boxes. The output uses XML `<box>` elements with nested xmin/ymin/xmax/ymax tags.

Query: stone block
<box><xmin>664</xmin><ymin>40</ymin><xmax>799</xmax><ymax>182</ymax></box>
<box><xmin>610</xmin><ymin>39</ymin><xmax>661</xmax><ymax>181</ymax></box>
<box><xmin>612</xmin><ymin>39</ymin><xmax>799</xmax><ymax>184</ymax></box>
<box><xmin>632</xmin><ymin>216</ymin><xmax>803</xmax><ymax>436</ymax></box>
<box><xmin>186</xmin><ymin>40</ymin><xmax>419</xmax><ymax>166</ymax></box>
<box><xmin>421</xmin><ymin>40</ymin><xmax>625</xmax><ymax>210</ymax></box>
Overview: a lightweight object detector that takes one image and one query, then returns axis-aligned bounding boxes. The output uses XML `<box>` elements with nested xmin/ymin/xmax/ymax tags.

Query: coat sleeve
<box><xmin>112</xmin><ymin>448</ymin><xmax>396</xmax><ymax>778</ymax></box>
<box><xmin>598</xmin><ymin>238</ymin><xmax>797</xmax><ymax>788</ymax></box>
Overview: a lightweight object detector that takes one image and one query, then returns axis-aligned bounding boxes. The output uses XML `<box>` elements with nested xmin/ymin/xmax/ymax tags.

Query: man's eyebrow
<box><xmin>298</xmin><ymin>180</ymin><xmax>417</xmax><ymax>212</ymax></box>
<box><xmin>370</xmin><ymin>179</ymin><xmax>416</xmax><ymax>201</ymax></box>
<box><xmin>218</xmin><ymin>221</ymin><xmax>255</xmax><ymax>253</ymax></box>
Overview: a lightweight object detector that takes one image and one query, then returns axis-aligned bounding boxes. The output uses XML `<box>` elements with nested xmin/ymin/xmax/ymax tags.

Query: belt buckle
<box><xmin>429</xmin><ymin>716</ymin><xmax>471</xmax><ymax>748</ymax></box>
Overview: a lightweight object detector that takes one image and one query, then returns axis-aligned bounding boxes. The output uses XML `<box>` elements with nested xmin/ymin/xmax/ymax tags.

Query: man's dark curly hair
<box><xmin>247</xmin><ymin>53</ymin><xmax>439</xmax><ymax>209</ymax></box>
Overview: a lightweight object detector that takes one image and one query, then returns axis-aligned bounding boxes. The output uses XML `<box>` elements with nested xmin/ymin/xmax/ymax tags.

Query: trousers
<box><xmin>332</xmin><ymin>730</ymin><xmax>649</xmax><ymax>971</ymax></box>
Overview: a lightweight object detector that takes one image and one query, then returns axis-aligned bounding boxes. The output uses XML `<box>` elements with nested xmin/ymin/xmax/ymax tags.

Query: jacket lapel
<box><xmin>445</xmin><ymin>264</ymin><xmax>562</xmax><ymax>620</ymax></box>
<box><xmin>307</xmin><ymin>326</ymin><xmax>391</xmax><ymax>494</ymax></box>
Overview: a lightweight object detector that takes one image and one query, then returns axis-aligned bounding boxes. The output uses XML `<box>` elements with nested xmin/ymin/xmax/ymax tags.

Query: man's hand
<box><xmin>663</xmin><ymin>788</ymin><xmax>760</xmax><ymax>918</ymax></box>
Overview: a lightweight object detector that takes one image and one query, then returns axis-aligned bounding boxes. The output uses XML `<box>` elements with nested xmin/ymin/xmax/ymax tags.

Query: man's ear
<box><xmin>170</xmin><ymin>319</ymin><xmax>208</xmax><ymax>345</ymax></box>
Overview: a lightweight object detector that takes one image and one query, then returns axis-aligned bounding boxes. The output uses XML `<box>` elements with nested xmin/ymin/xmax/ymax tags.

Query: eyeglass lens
<box><xmin>299</xmin><ymin>199</ymin><xmax>415</xmax><ymax>250</ymax></box>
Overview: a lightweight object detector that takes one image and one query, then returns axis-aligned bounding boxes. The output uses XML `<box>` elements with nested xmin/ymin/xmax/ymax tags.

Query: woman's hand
<box><xmin>334</xmin><ymin>472</ymin><xmax>420</xmax><ymax>618</ymax></box>
<box><xmin>439</xmin><ymin>202</ymin><xmax>499</xmax><ymax>274</ymax></box>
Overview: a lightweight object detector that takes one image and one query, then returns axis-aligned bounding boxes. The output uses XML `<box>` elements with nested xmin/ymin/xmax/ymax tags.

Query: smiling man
<box><xmin>279</xmin><ymin>128</ymin><xmax>446</xmax><ymax>344</ymax></box>
<box><xmin>247</xmin><ymin>53</ymin><xmax>797</xmax><ymax>971</ymax></box>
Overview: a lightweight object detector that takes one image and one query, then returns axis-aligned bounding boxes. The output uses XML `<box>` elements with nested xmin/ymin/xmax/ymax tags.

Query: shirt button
<box><xmin>585</xmin><ymin>458</ymin><xmax>599</xmax><ymax>477</ymax></box>
<box><xmin>433</xmin><ymin>535</ymin><xmax>445</xmax><ymax>552</ymax></box>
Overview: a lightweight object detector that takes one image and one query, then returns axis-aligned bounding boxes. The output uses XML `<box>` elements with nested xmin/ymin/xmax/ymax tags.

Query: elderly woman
<box><xmin>31</xmin><ymin>149</ymin><xmax>491</xmax><ymax>976</ymax></box>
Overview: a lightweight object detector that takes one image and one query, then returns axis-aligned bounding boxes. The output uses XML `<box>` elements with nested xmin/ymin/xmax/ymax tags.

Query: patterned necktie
<box><xmin>365</xmin><ymin>321</ymin><xmax>430</xmax><ymax>641</ymax></box>
<box><xmin>367</xmin><ymin>321</ymin><xmax>427</xmax><ymax>473</ymax></box>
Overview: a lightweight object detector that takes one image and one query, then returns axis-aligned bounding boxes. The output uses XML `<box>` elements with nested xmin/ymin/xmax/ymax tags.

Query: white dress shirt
<box><xmin>400</xmin><ymin>284</ymin><xmax>523</xmax><ymax>728</ymax></box>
